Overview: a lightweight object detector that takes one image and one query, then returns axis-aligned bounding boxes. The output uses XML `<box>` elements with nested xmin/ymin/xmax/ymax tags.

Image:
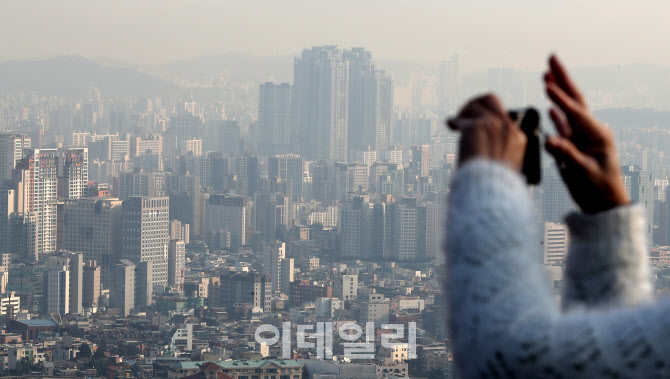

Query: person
<box><xmin>444</xmin><ymin>55</ymin><xmax>667</xmax><ymax>378</ymax></box>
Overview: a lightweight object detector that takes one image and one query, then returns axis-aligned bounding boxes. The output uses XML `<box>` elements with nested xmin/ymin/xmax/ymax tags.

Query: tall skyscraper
<box><xmin>293</xmin><ymin>46</ymin><xmax>350</xmax><ymax>162</ymax></box>
<box><xmin>267</xmin><ymin>154</ymin><xmax>304</xmax><ymax>202</ymax></box>
<box><xmin>121</xmin><ymin>197</ymin><xmax>170</xmax><ymax>288</ymax></box>
<box><xmin>259</xmin><ymin>83</ymin><xmax>292</xmax><ymax>155</ymax></box>
<box><xmin>439</xmin><ymin>54</ymin><xmax>460</xmax><ymax>110</ymax></box>
<box><xmin>622</xmin><ymin>165</ymin><xmax>654</xmax><ymax>243</ymax></box>
<box><xmin>62</xmin><ymin>197</ymin><xmax>122</xmax><ymax>287</ymax></box>
<box><xmin>344</xmin><ymin>48</ymin><xmax>394</xmax><ymax>157</ymax></box>
<box><xmin>0</xmin><ymin>133</ymin><xmax>30</xmax><ymax>183</ymax></box>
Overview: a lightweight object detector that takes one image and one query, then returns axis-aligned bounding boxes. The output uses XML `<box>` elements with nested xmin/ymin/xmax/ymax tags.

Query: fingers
<box><xmin>545</xmin><ymin>82</ymin><xmax>588</xmax><ymax>122</ymax></box>
<box><xmin>545</xmin><ymin>135</ymin><xmax>598</xmax><ymax>173</ymax></box>
<box><xmin>548</xmin><ymin>55</ymin><xmax>585</xmax><ymax>105</ymax></box>
<box><xmin>549</xmin><ymin>107</ymin><xmax>572</xmax><ymax>138</ymax></box>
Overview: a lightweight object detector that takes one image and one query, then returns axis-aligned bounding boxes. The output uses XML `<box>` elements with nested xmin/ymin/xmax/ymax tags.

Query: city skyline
<box><xmin>2</xmin><ymin>1</ymin><xmax>670</xmax><ymax>73</ymax></box>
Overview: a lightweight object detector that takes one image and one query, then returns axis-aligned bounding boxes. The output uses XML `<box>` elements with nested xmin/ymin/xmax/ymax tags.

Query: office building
<box><xmin>219</xmin><ymin>271</ymin><xmax>272</xmax><ymax>313</ymax></box>
<box><xmin>259</xmin><ymin>83</ymin><xmax>292</xmax><ymax>155</ymax></box>
<box><xmin>358</xmin><ymin>293</ymin><xmax>390</xmax><ymax>328</ymax></box>
<box><xmin>42</xmin><ymin>252</ymin><xmax>83</xmax><ymax>315</ymax></box>
<box><xmin>263</xmin><ymin>241</ymin><xmax>294</xmax><ymax>293</ymax></box>
<box><xmin>110</xmin><ymin>259</ymin><xmax>135</xmax><ymax>317</ymax></box>
<box><xmin>206</xmin><ymin>194</ymin><xmax>246</xmax><ymax>248</ymax></box>
<box><xmin>268</xmin><ymin>154</ymin><xmax>304</xmax><ymax>201</ymax></box>
<box><xmin>121</xmin><ymin>197</ymin><xmax>170</xmax><ymax>288</ymax></box>
<box><xmin>334</xmin><ymin>271</ymin><xmax>358</xmax><ymax>301</ymax></box>
<box><xmin>82</xmin><ymin>260</ymin><xmax>101</xmax><ymax>308</ymax></box>
<box><xmin>439</xmin><ymin>54</ymin><xmax>460</xmax><ymax>110</ymax></box>
<box><xmin>62</xmin><ymin>197</ymin><xmax>122</xmax><ymax>287</ymax></box>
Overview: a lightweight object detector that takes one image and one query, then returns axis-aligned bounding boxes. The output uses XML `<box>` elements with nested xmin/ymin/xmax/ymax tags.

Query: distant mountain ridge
<box><xmin>0</xmin><ymin>56</ymin><xmax>177</xmax><ymax>98</ymax></box>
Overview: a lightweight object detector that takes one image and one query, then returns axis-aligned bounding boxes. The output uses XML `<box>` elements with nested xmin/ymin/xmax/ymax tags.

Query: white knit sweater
<box><xmin>445</xmin><ymin>159</ymin><xmax>668</xmax><ymax>378</ymax></box>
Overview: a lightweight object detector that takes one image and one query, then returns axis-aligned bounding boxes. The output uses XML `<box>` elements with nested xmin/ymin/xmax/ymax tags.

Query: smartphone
<box><xmin>508</xmin><ymin>108</ymin><xmax>541</xmax><ymax>184</ymax></box>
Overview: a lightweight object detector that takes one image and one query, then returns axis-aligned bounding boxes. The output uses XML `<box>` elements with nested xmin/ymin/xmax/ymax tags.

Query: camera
<box><xmin>508</xmin><ymin>108</ymin><xmax>541</xmax><ymax>184</ymax></box>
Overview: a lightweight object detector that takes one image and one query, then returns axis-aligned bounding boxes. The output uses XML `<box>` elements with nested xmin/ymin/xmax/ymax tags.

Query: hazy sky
<box><xmin>2</xmin><ymin>0</ymin><xmax>669</xmax><ymax>73</ymax></box>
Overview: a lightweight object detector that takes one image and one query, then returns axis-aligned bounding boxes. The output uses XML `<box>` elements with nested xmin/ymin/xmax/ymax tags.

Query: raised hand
<box><xmin>544</xmin><ymin>55</ymin><xmax>630</xmax><ymax>214</ymax></box>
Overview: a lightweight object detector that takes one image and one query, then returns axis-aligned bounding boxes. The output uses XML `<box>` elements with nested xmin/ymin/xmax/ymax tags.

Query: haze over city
<box><xmin>2</xmin><ymin>0</ymin><xmax>670</xmax><ymax>72</ymax></box>
<box><xmin>0</xmin><ymin>1</ymin><xmax>669</xmax><ymax>378</ymax></box>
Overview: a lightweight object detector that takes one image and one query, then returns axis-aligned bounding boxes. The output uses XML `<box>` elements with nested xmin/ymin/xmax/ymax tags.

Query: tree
<box><xmin>93</xmin><ymin>345</ymin><xmax>105</xmax><ymax>359</ymax></box>
<box><xmin>78</xmin><ymin>343</ymin><xmax>92</xmax><ymax>358</ymax></box>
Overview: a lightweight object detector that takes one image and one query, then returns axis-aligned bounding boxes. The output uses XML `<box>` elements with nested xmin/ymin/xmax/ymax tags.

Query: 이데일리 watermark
<box><xmin>254</xmin><ymin>322</ymin><xmax>417</xmax><ymax>360</ymax></box>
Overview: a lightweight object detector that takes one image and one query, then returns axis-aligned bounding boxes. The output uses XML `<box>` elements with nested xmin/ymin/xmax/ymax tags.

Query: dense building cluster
<box><xmin>0</xmin><ymin>45</ymin><xmax>666</xmax><ymax>378</ymax></box>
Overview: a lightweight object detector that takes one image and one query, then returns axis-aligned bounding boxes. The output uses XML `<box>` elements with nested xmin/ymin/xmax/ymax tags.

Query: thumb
<box><xmin>545</xmin><ymin>135</ymin><xmax>598</xmax><ymax>174</ymax></box>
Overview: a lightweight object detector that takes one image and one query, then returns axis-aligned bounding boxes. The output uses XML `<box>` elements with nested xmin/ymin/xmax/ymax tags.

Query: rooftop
<box><xmin>177</xmin><ymin>360</ymin><xmax>302</xmax><ymax>370</ymax></box>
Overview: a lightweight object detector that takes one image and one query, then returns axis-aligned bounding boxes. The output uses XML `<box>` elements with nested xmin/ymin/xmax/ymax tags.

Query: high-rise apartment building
<box><xmin>57</xmin><ymin>148</ymin><xmax>88</xmax><ymax>199</ymax></box>
<box><xmin>168</xmin><ymin>240</ymin><xmax>185</xmax><ymax>290</ymax></box>
<box><xmin>259</xmin><ymin>83</ymin><xmax>292</xmax><ymax>155</ymax></box>
<box><xmin>344</xmin><ymin>48</ymin><xmax>394</xmax><ymax>157</ymax></box>
<box><xmin>622</xmin><ymin>165</ymin><xmax>654</xmax><ymax>243</ymax></box>
<box><xmin>293</xmin><ymin>46</ymin><xmax>350</xmax><ymax>162</ymax></box>
<box><xmin>263</xmin><ymin>241</ymin><xmax>286</xmax><ymax>293</ymax></box>
<box><xmin>121</xmin><ymin>197</ymin><xmax>170</xmax><ymax>288</ymax></box>
<box><xmin>0</xmin><ymin>133</ymin><xmax>30</xmax><ymax>183</ymax></box>
<box><xmin>13</xmin><ymin>149</ymin><xmax>59</xmax><ymax>259</ymax></box>
<box><xmin>62</xmin><ymin>197</ymin><xmax>122</xmax><ymax>287</ymax></box>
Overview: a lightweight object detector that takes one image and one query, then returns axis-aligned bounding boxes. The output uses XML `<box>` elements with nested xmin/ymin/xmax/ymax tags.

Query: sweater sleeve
<box><xmin>562</xmin><ymin>206</ymin><xmax>653</xmax><ymax>310</ymax></box>
<box><xmin>445</xmin><ymin>159</ymin><xmax>670</xmax><ymax>378</ymax></box>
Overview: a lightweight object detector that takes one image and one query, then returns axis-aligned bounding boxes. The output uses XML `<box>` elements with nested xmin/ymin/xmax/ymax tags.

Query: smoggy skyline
<box><xmin>2</xmin><ymin>0</ymin><xmax>669</xmax><ymax>73</ymax></box>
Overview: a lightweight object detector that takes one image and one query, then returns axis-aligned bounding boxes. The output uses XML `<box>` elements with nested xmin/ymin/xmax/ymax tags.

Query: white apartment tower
<box><xmin>13</xmin><ymin>149</ymin><xmax>59</xmax><ymax>259</ymax></box>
